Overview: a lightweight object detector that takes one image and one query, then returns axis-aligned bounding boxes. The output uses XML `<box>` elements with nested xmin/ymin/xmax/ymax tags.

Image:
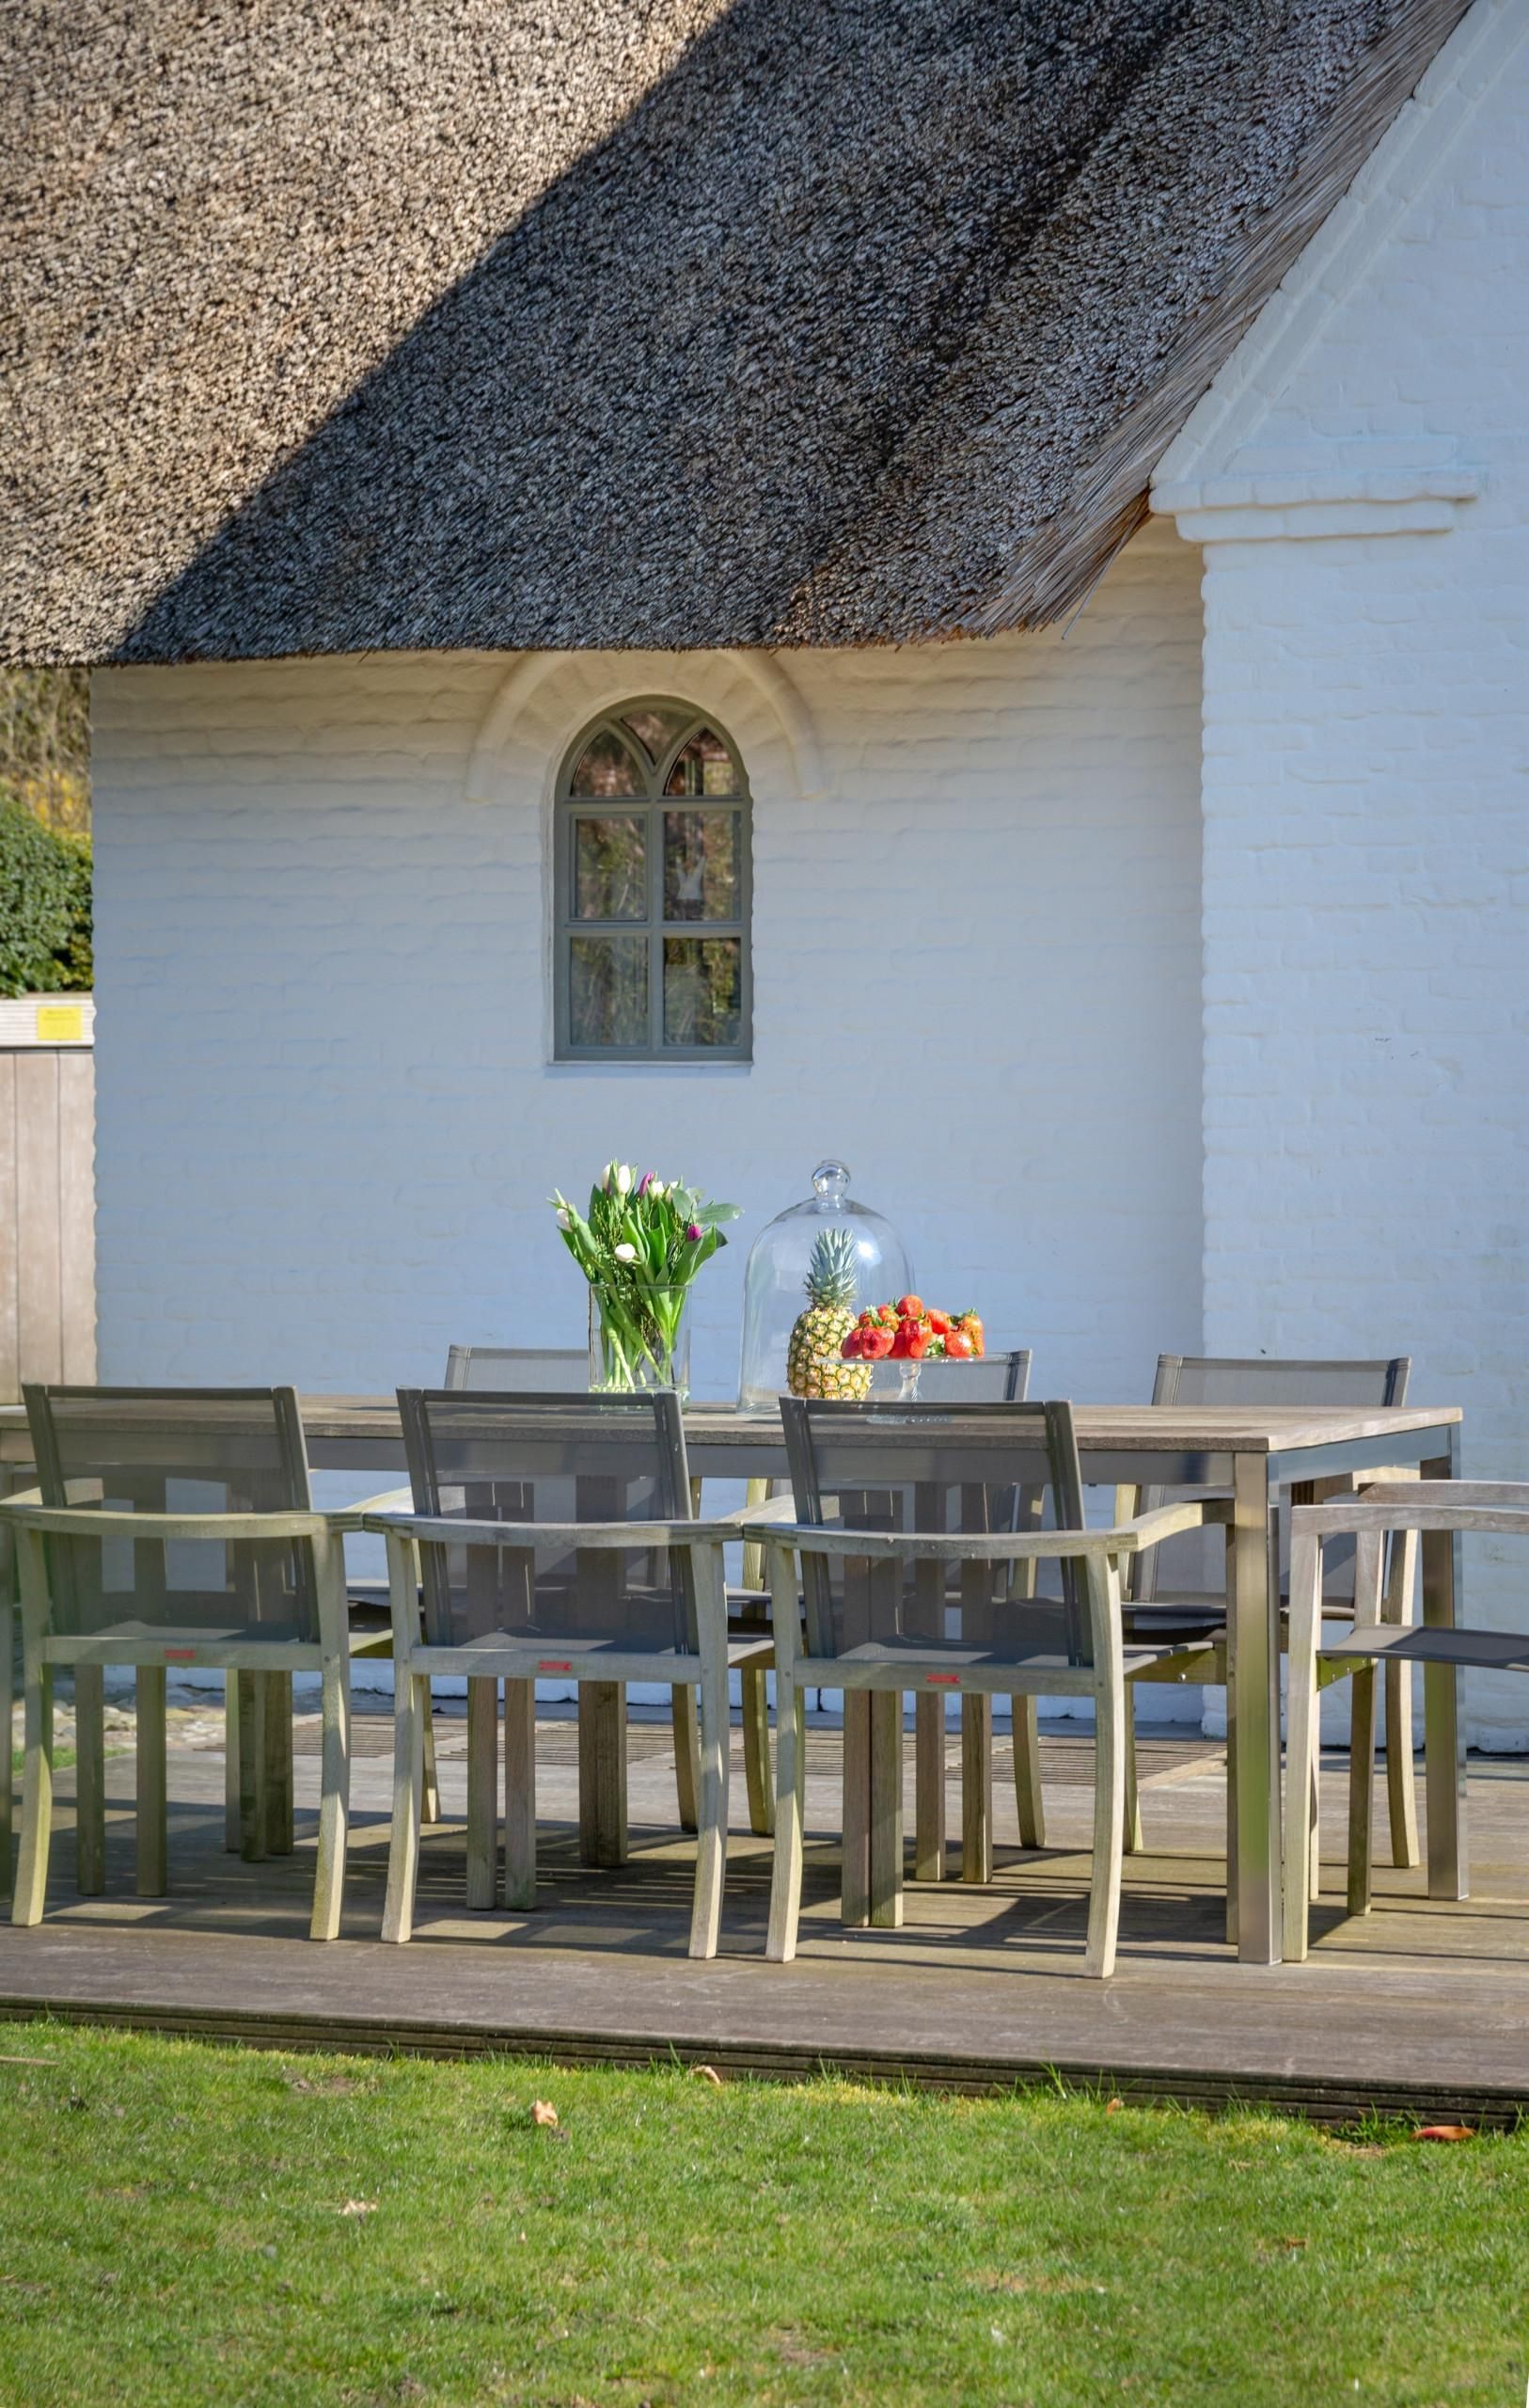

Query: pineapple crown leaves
<box><xmin>804</xmin><ymin>1224</ymin><xmax>859</xmax><ymax>1308</ymax></box>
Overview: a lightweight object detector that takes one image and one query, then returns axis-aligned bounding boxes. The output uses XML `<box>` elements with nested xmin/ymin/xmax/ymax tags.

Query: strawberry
<box><xmin>926</xmin><ymin>1309</ymin><xmax>953</xmax><ymax>1337</ymax></box>
<box><xmin>895</xmin><ymin>1294</ymin><xmax>924</xmax><ymax>1321</ymax></box>
<box><xmin>944</xmin><ymin>1329</ymin><xmax>974</xmax><ymax>1358</ymax></box>
<box><xmin>861</xmin><ymin>1326</ymin><xmax>894</xmax><ymax>1359</ymax></box>
<box><xmin>840</xmin><ymin>1329</ymin><xmax>864</xmax><ymax>1359</ymax></box>
<box><xmin>956</xmin><ymin>1311</ymin><xmax>985</xmax><ymax>1357</ymax></box>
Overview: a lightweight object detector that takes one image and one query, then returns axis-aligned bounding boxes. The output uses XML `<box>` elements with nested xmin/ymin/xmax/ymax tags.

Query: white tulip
<box><xmin>555</xmin><ymin>1208</ymin><xmax>572</xmax><ymax>1230</ymax></box>
<box><xmin>615</xmin><ymin>1164</ymin><xmax>633</xmax><ymax>1196</ymax></box>
<box><xmin>614</xmin><ymin>1242</ymin><xmax>638</xmax><ymax>1261</ymax></box>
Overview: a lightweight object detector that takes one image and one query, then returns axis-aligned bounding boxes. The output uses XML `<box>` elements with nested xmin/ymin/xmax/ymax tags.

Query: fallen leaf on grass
<box><xmin>338</xmin><ymin>2198</ymin><xmax>378</xmax><ymax>2218</ymax></box>
<box><xmin>531</xmin><ymin>2099</ymin><xmax>560</xmax><ymax>2129</ymax></box>
<box><xmin>1283</xmin><ymin>2237</ymin><xmax>1309</xmax><ymax>2250</ymax></box>
<box><xmin>286</xmin><ymin>2072</ymin><xmax>366</xmax><ymax>2098</ymax></box>
<box><xmin>1105</xmin><ymin>2098</ymin><xmax>1123</xmax><ymax>2113</ymax></box>
<box><xmin>690</xmin><ymin>2065</ymin><xmax>723</xmax><ymax>2087</ymax></box>
<box><xmin>1412</xmin><ymin>2124</ymin><xmax>1474</xmax><ymax>2144</ymax></box>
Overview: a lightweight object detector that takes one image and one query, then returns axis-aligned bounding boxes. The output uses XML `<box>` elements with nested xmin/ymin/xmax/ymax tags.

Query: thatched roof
<box><xmin>3</xmin><ymin>0</ymin><xmax>1470</xmax><ymax>663</ymax></box>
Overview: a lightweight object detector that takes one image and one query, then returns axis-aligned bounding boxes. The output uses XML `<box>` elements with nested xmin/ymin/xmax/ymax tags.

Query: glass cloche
<box><xmin>738</xmin><ymin>1162</ymin><xmax>913</xmax><ymax>1412</ymax></box>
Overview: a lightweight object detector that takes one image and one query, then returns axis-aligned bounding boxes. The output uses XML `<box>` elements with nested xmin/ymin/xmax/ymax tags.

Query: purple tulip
<box><xmin>686</xmin><ymin>1221</ymin><xmax>702</xmax><ymax>1243</ymax></box>
<box><xmin>636</xmin><ymin>1170</ymin><xmax>654</xmax><ymax>1197</ymax></box>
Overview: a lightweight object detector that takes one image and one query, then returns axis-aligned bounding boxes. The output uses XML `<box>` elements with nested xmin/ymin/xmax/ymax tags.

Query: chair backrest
<box><xmin>397</xmin><ymin>1388</ymin><xmax>695</xmax><ymax>1651</ymax></box>
<box><xmin>444</xmin><ymin>1345</ymin><xmax>589</xmax><ymax>1393</ymax></box>
<box><xmin>868</xmin><ymin>1349</ymin><xmax>1032</xmax><ymax>1403</ymax></box>
<box><xmin>1136</xmin><ymin>1354</ymin><xmax>1411</xmax><ymax>1604</ymax></box>
<box><xmin>780</xmin><ymin>1397</ymin><xmax>1095</xmax><ymax>1665</ymax></box>
<box><xmin>21</xmin><ymin>1385</ymin><xmax>318</xmax><ymax>1642</ymax></box>
<box><xmin>1152</xmin><ymin>1355</ymin><xmax>1411</xmax><ymax>1410</ymax></box>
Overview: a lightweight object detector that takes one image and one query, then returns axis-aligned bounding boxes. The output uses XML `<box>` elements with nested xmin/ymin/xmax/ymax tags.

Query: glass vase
<box><xmin>588</xmin><ymin>1285</ymin><xmax>692</xmax><ymax>1399</ymax></box>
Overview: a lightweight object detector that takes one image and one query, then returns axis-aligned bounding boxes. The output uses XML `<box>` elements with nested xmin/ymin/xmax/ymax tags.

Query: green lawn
<box><xmin>1</xmin><ymin>2023</ymin><xmax>1525</xmax><ymax>2407</ymax></box>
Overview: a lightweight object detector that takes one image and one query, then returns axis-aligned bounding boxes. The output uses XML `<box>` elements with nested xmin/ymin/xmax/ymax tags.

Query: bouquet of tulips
<box><xmin>551</xmin><ymin>1163</ymin><xmax>739</xmax><ymax>1393</ymax></box>
<box><xmin>842</xmin><ymin>1295</ymin><xmax>985</xmax><ymax>1363</ymax></box>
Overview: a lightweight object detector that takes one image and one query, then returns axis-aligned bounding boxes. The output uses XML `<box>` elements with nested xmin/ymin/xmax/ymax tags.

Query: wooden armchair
<box><xmin>368</xmin><ymin>1387</ymin><xmax>769</xmax><ymax>1955</ymax></box>
<box><xmin>6</xmin><ymin>1385</ymin><xmax>389</xmax><ymax>1936</ymax></box>
<box><xmin>755</xmin><ymin>1398</ymin><xmax>1216</xmax><ymax>1978</ymax></box>
<box><xmin>1283</xmin><ymin>1480</ymin><xmax>1521</xmax><ymax>1960</ymax></box>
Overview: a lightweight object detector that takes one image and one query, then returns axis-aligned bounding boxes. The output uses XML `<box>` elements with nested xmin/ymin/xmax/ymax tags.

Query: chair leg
<box><xmin>420</xmin><ymin>1681</ymin><xmax>441</xmax><ymax>1826</ymax></box>
<box><xmin>1222</xmin><ymin>1690</ymin><xmax>1239</xmax><ymax>1948</ymax></box>
<box><xmin>1282</xmin><ymin>1521</ymin><xmax>1323</xmax><ymax>1963</ymax></box>
<box><xmin>1347</xmin><ymin>1666</ymin><xmax>1379</xmax><ymax>1917</ymax></box>
<box><xmin>1347</xmin><ymin>1529</ymin><xmax>1385</xmax><ymax>1918</ymax></box>
<box><xmin>263</xmin><ymin>1671</ymin><xmax>294</xmax><ymax>1857</ymax></box>
<box><xmin>578</xmin><ymin>1682</ymin><xmax>627</xmax><ymax>1869</ymax></box>
<box><xmin>465</xmin><ymin>1674</ymin><xmax>499</xmax><ymax>1909</ymax></box>
<box><xmin>960</xmin><ymin>1693</ymin><xmax>992</xmax><ymax>1886</ymax></box>
<box><xmin>1384</xmin><ymin>1526</ymin><xmax>1421</xmax><ymax>1870</ymax></box>
<box><xmin>913</xmin><ymin>1691</ymin><xmax>946</xmax><ymax>1881</ymax></box>
<box><xmin>670</xmin><ymin>1682</ymin><xmax>701</xmax><ymax>1834</ymax></box>
<box><xmin>688</xmin><ymin>1545</ymin><xmax>731</xmax><ymax>1960</ymax></box>
<box><xmin>766</xmin><ymin>1683</ymin><xmax>805</xmax><ymax>1963</ymax></box>
<box><xmin>72</xmin><ymin>1661</ymin><xmax>106</xmax><ymax>1895</ymax></box>
<box><xmin>1086</xmin><ymin>1671</ymin><xmax>1126</xmax><ymax>1980</ymax></box>
<box><xmin>309</xmin><ymin>1647</ymin><xmax>352</xmax><ymax>1941</ymax></box>
<box><xmin>1122</xmin><ymin>1687</ymin><xmax>1143</xmax><ymax>1855</ymax></box>
<box><xmin>1011</xmin><ymin>1691</ymin><xmax>1046</xmax><ymax>1848</ymax></box>
<box><xmin>238</xmin><ymin>1670</ymin><xmax>267</xmax><ymax>1861</ymax></box>
<box><xmin>741</xmin><ymin>1659</ymin><xmax>775</xmax><ymax>1838</ymax></box>
<box><xmin>224</xmin><ymin>1668</ymin><xmax>242</xmax><ymax>1851</ymax></box>
<box><xmin>840</xmin><ymin>1690</ymin><xmax>871</xmax><ymax>1926</ymax></box>
<box><xmin>503</xmin><ymin>1677</ymin><xmax>536</xmax><ymax>1910</ymax></box>
<box><xmin>135</xmin><ymin>1664</ymin><xmax>168</xmax><ymax>1898</ymax></box>
<box><xmin>382</xmin><ymin>1670</ymin><xmax>427</xmax><ymax>1943</ymax></box>
<box><xmin>1</xmin><ymin>1592</ymin><xmax>13</xmax><ymax>1893</ymax></box>
<box><xmin>11</xmin><ymin>1659</ymin><xmax>54</xmax><ymax>1926</ymax></box>
<box><xmin>869</xmin><ymin>1688</ymin><xmax>904</xmax><ymax>1927</ymax></box>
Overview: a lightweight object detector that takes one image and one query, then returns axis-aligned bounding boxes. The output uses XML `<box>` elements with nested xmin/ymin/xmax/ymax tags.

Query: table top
<box><xmin>0</xmin><ymin>1394</ymin><xmax>1461</xmax><ymax>1457</ymax></box>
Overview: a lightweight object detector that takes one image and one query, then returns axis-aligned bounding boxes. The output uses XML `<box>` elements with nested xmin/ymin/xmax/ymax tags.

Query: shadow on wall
<box><xmin>117</xmin><ymin>0</ymin><xmax>1178</xmax><ymax>662</ymax></box>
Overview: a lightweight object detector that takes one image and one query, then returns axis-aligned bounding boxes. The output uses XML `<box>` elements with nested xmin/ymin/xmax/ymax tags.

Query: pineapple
<box><xmin>786</xmin><ymin>1227</ymin><xmax>872</xmax><ymax>1400</ymax></box>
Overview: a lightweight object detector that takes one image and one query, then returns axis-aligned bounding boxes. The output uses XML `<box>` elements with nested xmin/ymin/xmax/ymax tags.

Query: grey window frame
<box><xmin>553</xmin><ymin>699</ymin><xmax>753</xmax><ymax>1063</ymax></box>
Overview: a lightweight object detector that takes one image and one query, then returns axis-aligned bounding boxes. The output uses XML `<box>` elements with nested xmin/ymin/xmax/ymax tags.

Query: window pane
<box><xmin>574</xmin><ymin>815</ymin><xmax>646</xmax><ymax>920</ymax></box>
<box><xmin>570</xmin><ymin>934</ymin><xmax>649</xmax><ymax>1047</ymax></box>
<box><xmin>569</xmin><ymin>729</ymin><xmax>642</xmax><ymax>797</ymax></box>
<box><xmin>663</xmin><ymin>809</ymin><xmax>738</xmax><ymax>921</ymax></box>
<box><xmin>664</xmin><ymin>937</ymin><xmax>742</xmax><ymax>1048</ymax></box>
<box><xmin>664</xmin><ymin>728</ymin><xmax>736</xmax><ymax>796</ymax></box>
<box><xmin>622</xmin><ymin>706</ymin><xmax>689</xmax><ymax>765</ymax></box>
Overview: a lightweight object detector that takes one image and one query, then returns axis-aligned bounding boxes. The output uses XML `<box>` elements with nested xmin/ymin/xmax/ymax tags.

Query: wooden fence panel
<box><xmin>0</xmin><ymin>1042</ymin><xmax>96</xmax><ymax>1402</ymax></box>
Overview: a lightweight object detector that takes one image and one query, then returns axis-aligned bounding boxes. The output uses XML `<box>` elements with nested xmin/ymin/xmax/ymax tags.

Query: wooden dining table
<box><xmin>0</xmin><ymin>1394</ymin><xmax>1464</xmax><ymax>1966</ymax></box>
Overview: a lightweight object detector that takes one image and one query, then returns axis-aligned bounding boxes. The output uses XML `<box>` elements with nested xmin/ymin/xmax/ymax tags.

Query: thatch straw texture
<box><xmin>2</xmin><ymin>0</ymin><xmax>1470</xmax><ymax>662</ymax></box>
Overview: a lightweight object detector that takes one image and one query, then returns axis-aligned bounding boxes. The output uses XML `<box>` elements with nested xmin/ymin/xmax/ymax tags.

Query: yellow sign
<box><xmin>35</xmin><ymin>1004</ymin><xmax>85</xmax><ymax>1044</ymax></box>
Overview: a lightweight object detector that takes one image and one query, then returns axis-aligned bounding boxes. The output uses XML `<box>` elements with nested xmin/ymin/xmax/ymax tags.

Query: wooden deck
<box><xmin>3</xmin><ymin>1706</ymin><xmax>1526</xmax><ymax>2123</ymax></box>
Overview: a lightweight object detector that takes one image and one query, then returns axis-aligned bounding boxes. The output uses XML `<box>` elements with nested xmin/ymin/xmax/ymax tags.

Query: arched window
<box><xmin>554</xmin><ymin>701</ymin><xmax>751</xmax><ymax>1061</ymax></box>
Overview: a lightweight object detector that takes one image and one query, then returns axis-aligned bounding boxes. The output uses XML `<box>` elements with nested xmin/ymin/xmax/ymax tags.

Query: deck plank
<box><xmin>1</xmin><ymin>1716</ymin><xmax>1525</xmax><ymax>2122</ymax></box>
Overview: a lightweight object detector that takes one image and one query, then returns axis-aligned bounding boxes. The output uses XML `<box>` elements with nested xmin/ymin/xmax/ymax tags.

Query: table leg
<box><xmin>577</xmin><ymin>1681</ymin><xmax>627</xmax><ymax>1869</ymax></box>
<box><xmin>841</xmin><ymin>1689</ymin><xmax>871</xmax><ymax>1925</ymax></box>
<box><xmin>1422</xmin><ymin>1436</ymin><xmax>1468</xmax><ymax>1900</ymax></box>
<box><xmin>1231</xmin><ymin>1451</ymin><xmax>1280</xmax><ymax>1963</ymax></box>
<box><xmin>868</xmin><ymin>1688</ymin><xmax>903</xmax><ymax>1926</ymax></box>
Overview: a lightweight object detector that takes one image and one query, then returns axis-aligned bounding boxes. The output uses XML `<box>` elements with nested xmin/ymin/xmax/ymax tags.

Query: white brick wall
<box><xmin>1157</xmin><ymin>0</ymin><xmax>1529</xmax><ymax>1742</ymax></box>
<box><xmin>89</xmin><ymin>519</ymin><xmax>1205</xmax><ymax>1408</ymax></box>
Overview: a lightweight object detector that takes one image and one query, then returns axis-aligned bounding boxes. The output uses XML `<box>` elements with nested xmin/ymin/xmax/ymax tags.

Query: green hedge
<box><xmin>0</xmin><ymin>794</ymin><xmax>93</xmax><ymax>996</ymax></box>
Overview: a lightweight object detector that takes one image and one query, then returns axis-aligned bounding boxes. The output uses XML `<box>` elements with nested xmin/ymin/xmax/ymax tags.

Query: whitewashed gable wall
<box><xmin>1154</xmin><ymin>0</ymin><xmax>1529</xmax><ymax>1741</ymax></box>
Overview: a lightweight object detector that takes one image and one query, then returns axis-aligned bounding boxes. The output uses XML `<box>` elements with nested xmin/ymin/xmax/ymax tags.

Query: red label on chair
<box><xmin>538</xmin><ymin>1660</ymin><xmax>573</xmax><ymax>1673</ymax></box>
<box><xmin>924</xmin><ymin>1672</ymin><xmax>959</xmax><ymax>1687</ymax></box>
<box><xmin>164</xmin><ymin>1647</ymin><xmax>197</xmax><ymax>1662</ymax></box>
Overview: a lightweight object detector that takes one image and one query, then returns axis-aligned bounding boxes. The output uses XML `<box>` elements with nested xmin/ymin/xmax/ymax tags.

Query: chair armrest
<box><xmin>1294</xmin><ymin>1485</ymin><xmax>1529</xmax><ymax>1541</ymax></box>
<box><xmin>0</xmin><ymin>1500</ymin><xmax>332</xmax><ymax>1543</ymax></box>
<box><xmin>325</xmin><ymin>1486</ymin><xmax>415</xmax><ymax>1533</ymax></box>
<box><xmin>743</xmin><ymin>1506</ymin><xmax>1209</xmax><ymax>1566</ymax></box>
<box><xmin>361</xmin><ymin>1511</ymin><xmax>733</xmax><ymax>1550</ymax></box>
<box><xmin>709</xmin><ymin>1492</ymin><xmax>800</xmax><ymax>1531</ymax></box>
